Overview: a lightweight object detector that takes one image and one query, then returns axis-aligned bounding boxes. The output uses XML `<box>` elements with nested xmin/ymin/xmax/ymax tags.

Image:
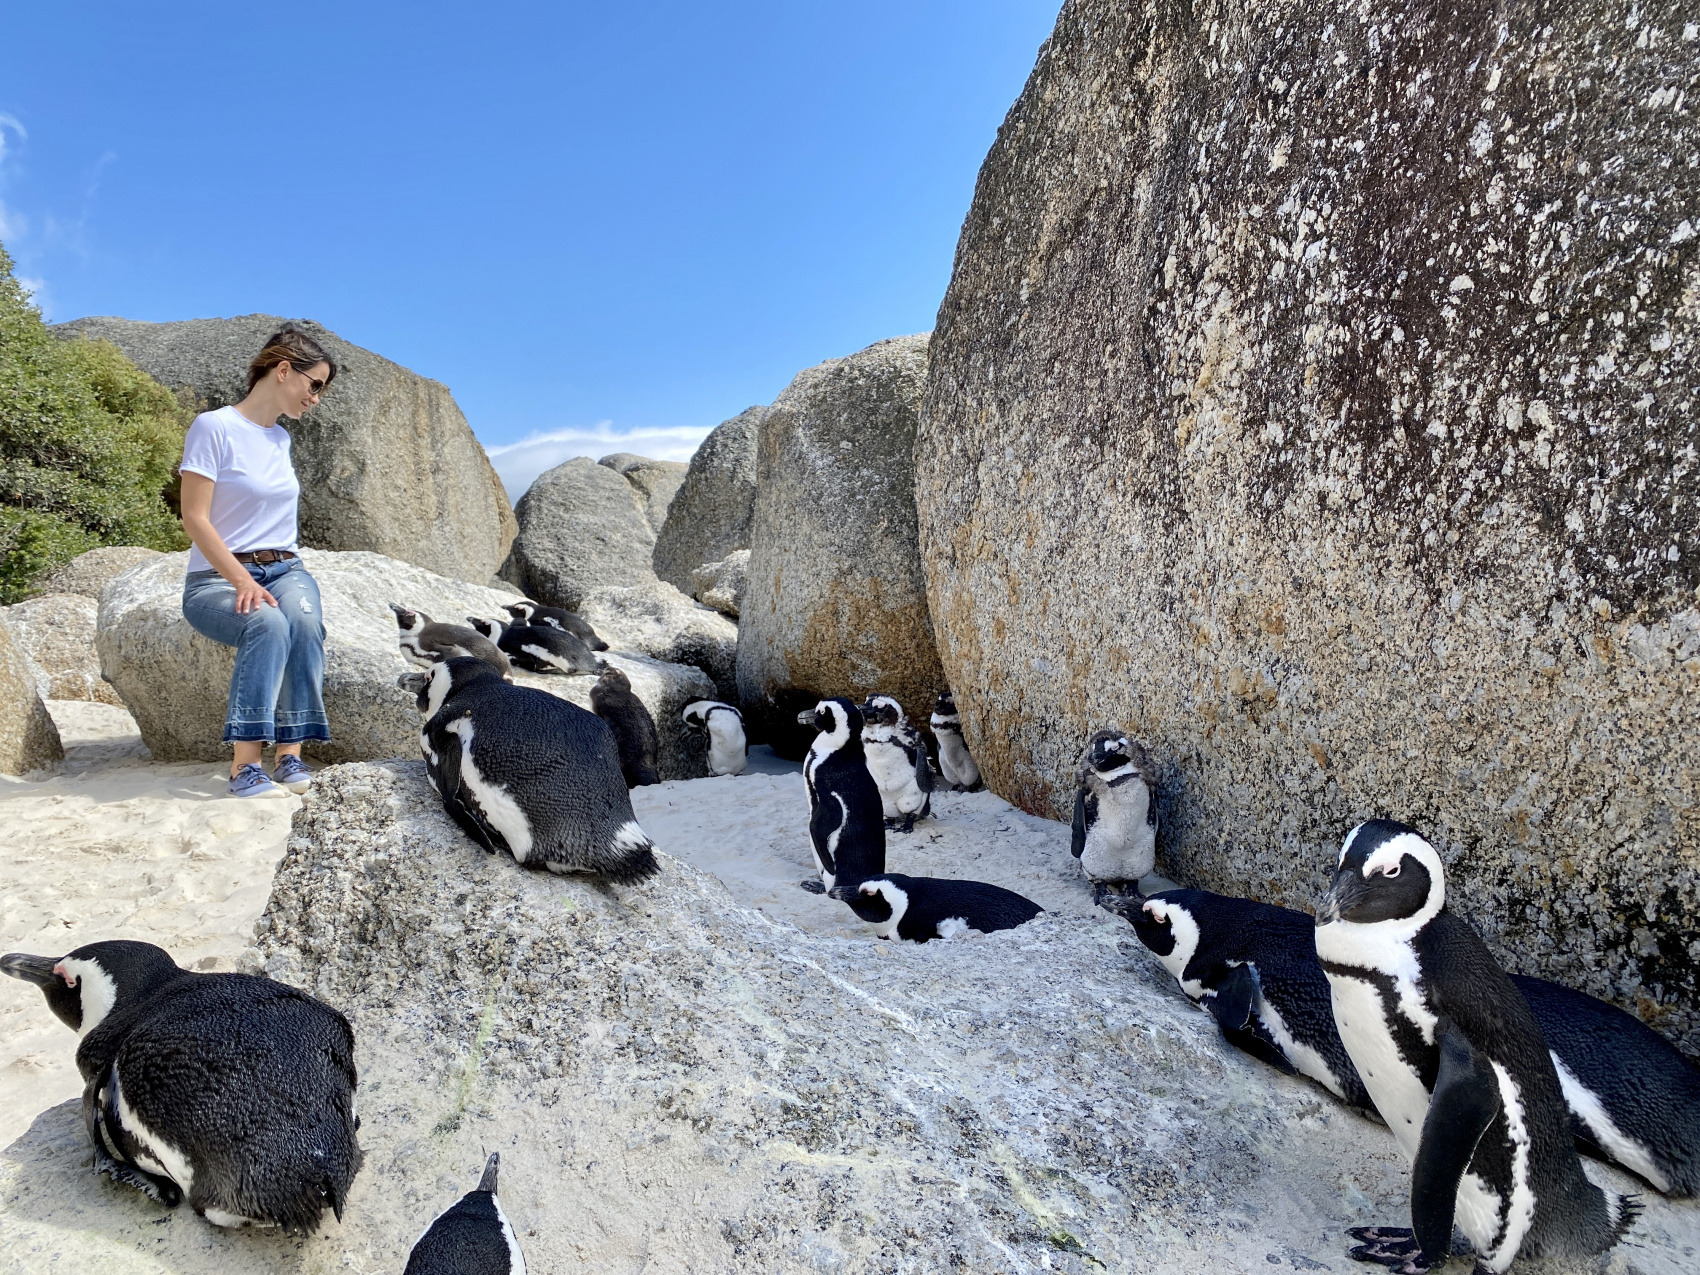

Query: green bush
<box><xmin>0</xmin><ymin>243</ymin><xmax>189</xmax><ymax>602</ymax></box>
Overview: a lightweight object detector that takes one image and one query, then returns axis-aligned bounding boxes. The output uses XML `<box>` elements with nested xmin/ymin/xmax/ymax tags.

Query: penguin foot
<box><xmin>1346</xmin><ymin>1228</ymin><xmax>1434</xmax><ymax>1273</ymax></box>
<box><xmin>93</xmin><ymin>1148</ymin><xmax>182</xmax><ymax>1208</ymax></box>
<box><xmin>798</xmin><ymin>879</ymin><xmax>827</xmax><ymax>894</ymax></box>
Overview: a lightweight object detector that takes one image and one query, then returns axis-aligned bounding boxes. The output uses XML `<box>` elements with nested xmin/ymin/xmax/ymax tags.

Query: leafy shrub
<box><xmin>0</xmin><ymin>243</ymin><xmax>189</xmax><ymax>602</ymax></box>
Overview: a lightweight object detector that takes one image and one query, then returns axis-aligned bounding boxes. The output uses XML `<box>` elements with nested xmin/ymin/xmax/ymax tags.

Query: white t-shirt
<box><xmin>179</xmin><ymin>405</ymin><xmax>301</xmax><ymax>573</ymax></box>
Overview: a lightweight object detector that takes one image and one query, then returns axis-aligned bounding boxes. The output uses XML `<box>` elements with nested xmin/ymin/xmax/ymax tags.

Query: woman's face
<box><xmin>277</xmin><ymin>361</ymin><xmax>331</xmax><ymax>418</ymax></box>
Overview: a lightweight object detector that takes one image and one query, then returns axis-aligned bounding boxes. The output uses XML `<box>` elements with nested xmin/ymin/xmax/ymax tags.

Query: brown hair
<box><xmin>246</xmin><ymin>323</ymin><xmax>339</xmax><ymax>393</ymax></box>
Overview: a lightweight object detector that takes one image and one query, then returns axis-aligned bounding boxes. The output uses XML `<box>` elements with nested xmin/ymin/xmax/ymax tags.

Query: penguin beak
<box><xmin>0</xmin><ymin>952</ymin><xmax>61</xmax><ymax>988</ymax></box>
<box><xmin>477</xmin><ymin>1152</ymin><xmax>500</xmax><ymax>1193</ymax></box>
<box><xmin>1317</xmin><ymin>869</ymin><xmax>1360</xmax><ymax>925</ymax></box>
<box><xmin>826</xmin><ymin>884</ymin><xmax>855</xmax><ymax>902</ymax></box>
<box><xmin>397</xmin><ymin>672</ymin><xmax>430</xmax><ymax>694</ymax></box>
<box><xmin>797</xmin><ymin>709</ymin><xmax>819</xmax><ymax>728</ymax></box>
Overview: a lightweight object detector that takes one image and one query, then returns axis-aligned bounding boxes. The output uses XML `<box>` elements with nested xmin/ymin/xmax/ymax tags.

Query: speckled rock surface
<box><xmin>0</xmin><ymin>622</ymin><xmax>61</xmax><ymax>775</ymax></box>
<box><xmin>54</xmin><ymin>315</ymin><xmax>516</xmax><ymax>585</ymax></box>
<box><xmin>35</xmin><ymin>545</ymin><xmax>163</xmax><ymax>600</ymax></box>
<box><xmin>691</xmin><ymin>548</ymin><xmax>748</xmax><ymax>619</ymax></box>
<box><xmin>917</xmin><ymin>3</ymin><xmax>1700</xmax><ymax>1050</ymax></box>
<box><xmin>737</xmin><ymin>336</ymin><xmax>944</xmax><ymax>756</ymax></box>
<box><xmin>598</xmin><ymin>452</ymin><xmax>690</xmax><ymax>534</ymax></box>
<box><xmin>578</xmin><ymin>580</ymin><xmax>738</xmax><ymax>704</ymax></box>
<box><xmin>501</xmin><ymin>457</ymin><xmax>661</xmax><ymax>610</ymax></box>
<box><xmin>0</xmin><ymin>593</ymin><xmax>121</xmax><ymax>704</ymax></box>
<box><xmin>95</xmin><ymin>549</ymin><xmax>712</xmax><ymax>776</ymax></box>
<box><xmin>652</xmin><ymin>405</ymin><xmax>766</xmax><ymax>590</ymax></box>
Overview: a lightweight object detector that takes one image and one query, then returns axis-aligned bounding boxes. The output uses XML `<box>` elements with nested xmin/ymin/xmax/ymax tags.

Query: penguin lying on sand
<box><xmin>405</xmin><ymin>1152</ymin><xmax>527</xmax><ymax>1275</ymax></box>
<box><xmin>1071</xmin><ymin>730</ymin><xmax>1158</xmax><ymax>902</ymax></box>
<box><xmin>1316</xmin><ymin>820</ymin><xmax>1636</xmax><ymax>1274</ymax></box>
<box><xmin>682</xmin><ymin>699</ymin><xmax>747</xmax><ymax>776</ymax></box>
<box><xmin>1113</xmin><ymin>886</ymin><xmax>1700</xmax><ymax>1197</ymax></box>
<box><xmin>859</xmin><ymin>694</ymin><xmax>932</xmax><ymax>832</ymax></box>
<box><xmin>590</xmin><ymin>666</ymin><xmax>661</xmax><ymax>787</ymax></box>
<box><xmin>399</xmin><ymin>658</ymin><xmax>659</xmax><ymax>882</ymax></box>
<box><xmin>504</xmin><ymin>600</ymin><xmax>607</xmax><ymax>651</ymax></box>
<box><xmin>467</xmin><ymin>615</ymin><xmax>603</xmax><ymax>676</ymax></box>
<box><xmin>929</xmin><ymin>690</ymin><xmax>981</xmax><ymax>791</ymax></box>
<box><xmin>797</xmin><ymin>697</ymin><xmax>885</xmax><ymax>894</ymax></box>
<box><xmin>829</xmin><ymin>873</ymin><xmax>1041</xmax><ymax>942</ymax></box>
<box><xmin>391</xmin><ymin>604</ymin><xmax>512</xmax><ymax>678</ymax></box>
<box><xmin>0</xmin><ymin>939</ymin><xmax>360</xmax><ymax>1231</ymax></box>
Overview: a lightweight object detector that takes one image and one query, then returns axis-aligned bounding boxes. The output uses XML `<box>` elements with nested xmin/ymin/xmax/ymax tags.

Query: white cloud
<box><xmin>0</xmin><ymin>113</ymin><xmax>25</xmax><ymax>245</ymax></box>
<box><xmin>484</xmin><ymin>422</ymin><xmax>713</xmax><ymax>503</ymax></box>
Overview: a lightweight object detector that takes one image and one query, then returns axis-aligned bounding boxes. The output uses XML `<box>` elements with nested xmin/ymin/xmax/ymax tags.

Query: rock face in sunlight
<box><xmin>737</xmin><ymin>336</ymin><xmax>944</xmax><ymax>756</ymax></box>
<box><xmin>652</xmin><ymin>405</ymin><xmax>766</xmax><ymax>591</ymax></box>
<box><xmin>37</xmin><ymin>546</ymin><xmax>164</xmax><ymax>600</ymax></box>
<box><xmin>0</xmin><ymin>594</ymin><xmax>120</xmax><ymax>704</ymax></box>
<box><xmin>54</xmin><ymin>315</ymin><xmax>517</xmax><ymax>586</ymax></box>
<box><xmin>501</xmin><ymin>457</ymin><xmax>661</xmax><ymax>610</ymax></box>
<box><xmin>597</xmin><ymin>452</ymin><xmax>689</xmax><ymax>534</ymax></box>
<box><xmin>917</xmin><ymin>2</ymin><xmax>1700</xmax><ymax>1050</ymax></box>
<box><xmin>577</xmin><ymin>580</ymin><xmax>738</xmax><ymax>703</ymax></box>
<box><xmin>0</xmin><ymin>621</ymin><xmax>61</xmax><ymax>774</ymax></box>
<box><xmin>691</xmin><ymin>548</ymin><xmax>748</xmax><ymax>619</ymax></box>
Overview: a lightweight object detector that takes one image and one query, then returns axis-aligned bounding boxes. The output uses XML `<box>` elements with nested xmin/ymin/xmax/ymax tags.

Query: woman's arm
<box><xmin>179</xmin><ymin>472</ymin><xmax>277</xmax><ymax>614</ymax></box>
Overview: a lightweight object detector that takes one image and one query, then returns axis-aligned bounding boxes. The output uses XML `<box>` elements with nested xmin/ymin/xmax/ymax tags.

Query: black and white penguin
<box><xmin>590</xmin><ymin>665</ymin><xmax>661</xmax><ymax>787</ymax></box>
<box><xmin>928</xmin><ymin>690</ymin><xmax>982</xmax><ymax>791</ymax></box>
<box><xmin>828</xmin><ymin>873</ymin><xmax>1041</xmax><ymax>942</ymax></box>
<box><xmin>504</xmin><ymin>600</ymin><xmax>607</xmax><ymax>651</ymax></box>
<box><xmin>391</xmin><ymin>604</ymin><xmax>513</xmax><ymax>679</ymax></box>
<box><xmin>681</xmin><ymin>699</ymin><xmax>747</xmax><ymax>777</ymax></box>
<box><xmin>796</xmin><ymin>697</ymin><xmax>885</xmax><ymax>894</ymax></box>
<box><xmin>398</xmin><ymin>658</ymin><xmax>659</xmax><ymax>882</ymax></box>
<box><xmin>0</xmin><ymin>939</ymin><xmax>360</xmax><ymax>1230</ymax></box>
<box><xmin>1106</xmin><ymin>888</ymin><xmax>1374</xmax><ymax>1112</ymax></box>
<box><xmin>1315</xmin><ymin>820</ymin><xmax>1636</xmax><ymax>1273</ymax></box>
<box><xmin>859</xmin><ymin>694</ymin><xmax>933</xmax><ymax>832</ymax></box>
<box><xmin>1508</xmin><ymin>973</ymin><xmax>1700</xmax><ymax>1198</ymax></box>
<box><xmin>466</xmin><ymin>615</ymin><xmax>603</xmax><ymax>676</ymax></box>
<box><xmin>404</xmin><ymin>1152</ymin><xmax>527</xmax><ymax>1275</ymax></box>
<box><xmin>1070</xmin><ymin>729</ymin><xmax>1158</xmax><ymax>899</ymax></box>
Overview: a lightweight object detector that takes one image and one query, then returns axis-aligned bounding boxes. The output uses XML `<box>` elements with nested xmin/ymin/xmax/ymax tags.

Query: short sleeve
<box><xmin>179</xmin><ymin>413</ymin><xmax>227</xmax><ymax>480</ymax></box>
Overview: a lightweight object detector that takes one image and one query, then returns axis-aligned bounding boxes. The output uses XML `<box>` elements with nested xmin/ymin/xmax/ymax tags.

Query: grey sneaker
<box><xmin>229</xmin><ymin>762</ymin><xmax>287</xmax><ymax>799</ymax></box>
<box><xmin>272</xmin><ymin>753</ymin><xmax>312</xmax><ymax>793</ymax></box>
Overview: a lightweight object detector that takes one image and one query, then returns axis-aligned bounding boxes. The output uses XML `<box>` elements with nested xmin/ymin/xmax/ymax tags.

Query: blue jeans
<box><xmin>181</xmin><ymin>559</ymin><xmax>331</xmax><ymax>746</ymax></box>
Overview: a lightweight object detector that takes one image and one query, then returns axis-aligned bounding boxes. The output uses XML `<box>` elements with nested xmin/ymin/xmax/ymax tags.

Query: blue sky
<box><xmin>1</xmin><ymin>2</ymin><xmax>1059</xmax><ymax>497</ymax></box>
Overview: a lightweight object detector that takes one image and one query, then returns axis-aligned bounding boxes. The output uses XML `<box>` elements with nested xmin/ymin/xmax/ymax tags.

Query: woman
<box><xmin>178</xmin><ymin>325</ymin><xmax>337</xmax><ymax>798</ymax></box>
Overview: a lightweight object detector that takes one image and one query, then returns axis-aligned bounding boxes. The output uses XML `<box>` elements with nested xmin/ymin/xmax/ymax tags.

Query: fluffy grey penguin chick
<box><xmin>929</xmin><ymin>690</ymin><xmax>981</xmax><ymax>791</ymax></box>
<box><xmin>399</xmin><ymin>658</ymin><xmax>659</xmax><ymax>882</ymax></box>
<box><xmin>391</xmin><ymin>604</ymin><xmax>513</xmax><ymax>679</ymax></box>
<box><xmin>405</xmin><ymin>1152</ymin><xmax>527</xmax><ymax>1274</ymax></box>
<box><xmin>859</xmin><ymin>694</ymin><xmax>933</xmax><ymax>832</ymax></box>
<box><xmin>682</xmin><ymin>699</ymin><xmax>747</xmax><ymax>776</ymax></box>
<box><xmin>590</xmin><ymin>665</ymin><xmax>661</xmax><ymax>787</ymax></box>
<box><xmin>0</xmin><ymin>939</ymin><xmax>360</xmax><ymax>1231</ymax></box>
<box><xmin>466</xmin><ymin>615</ymin><xmax>603</xmax><ymax>676</ymax></box>
<box><xmin>1071</xmin><ymin>729</ymin><xmax>1158</xmax><ymax>899</ymax></box>
<box><xmin>1316</xmin><ymin>820</ymin><xmax>1637</xmax><ymax>1274</ymax></box>
<box><xmin>504</xmin><ymin>600</ymin><xmax>607</xmax><ymax>651</ymax></box>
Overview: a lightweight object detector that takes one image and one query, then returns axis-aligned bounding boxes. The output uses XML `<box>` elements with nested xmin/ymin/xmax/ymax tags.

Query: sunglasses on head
<box><xmin>291</xmin><ymin>365</ymin><xmax>329</xmax><ymax>396</ymax></box>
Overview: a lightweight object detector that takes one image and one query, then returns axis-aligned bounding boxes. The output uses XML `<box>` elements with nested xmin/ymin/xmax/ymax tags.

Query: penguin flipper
<box><xmin>1410</xmin><ymin>1021</ymin><xmax>1502</xmax><ymax>1267</ymax></box>
<box><xmin>914</xmin><ymin>747</ymin><xmax>934</xmax><ymax>794</ymax></box>
<box><xmin>438</xmin><ymin>719</ymin><xmax>502</xmax><ymax>856</ymax></box>
<box><xmin>1207</xmin><ymin>964</ymin><xmax>1257</xmax><ymax>1034</ymax></box>
<box><xmin>85</xmin><ymin>1068</ymin><xmax>182</xmax><ymax>1208</ymax></box>
<box><xmin>1070</xmin><ymin>787</ymin><xmax>1088</xmax><ymax>858</ymax></box>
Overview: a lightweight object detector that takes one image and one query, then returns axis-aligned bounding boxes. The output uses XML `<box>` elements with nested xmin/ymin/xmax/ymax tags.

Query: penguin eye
<box><xmin>1383</xmin><ymin>863</ymin><xmax>1401</xmax><ymax>878</ymax></box>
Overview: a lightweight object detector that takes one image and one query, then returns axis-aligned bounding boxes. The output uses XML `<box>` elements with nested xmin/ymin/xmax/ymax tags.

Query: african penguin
<box><xmin>0</xmin><ymin>940</ymin><xmax>360</xmax><ymax>1231</ymax></box>
<box><xmin>929</xmin><ymin>690</ymin><xmax>982</xmax><ymax>791</ymax></box>
<box><xmin>590</xmin><ymin>665</ymin><xmax>661</xmax><ymax>787</ymax></box>
<box><xmin>681</xmin><ymin>699</ymin><xmax>747</xmax><ymax>776</ymax></box>
<box><xmin>1105</xmin><ymin>888</ymin><xmax>1374</xmax><ymax>1112</ymax></box>
<box><xmin>466</xmin><ymin>615</ymin><xmax>603</xmax><ymax>676</ymax></box>
<box><xmin>404</xmin><ymin>1152</ymin><xmax>527</xmax><ymax>1275</ymax></box>
<box><xmin>828</xmin><ymin>873</ymin><xmax>1041</xmax><ymax>942</ymax></box>
<box><xmin>390</xmin><ymin>603</ymin><xmax>513</xmax><ymax>679</ymax></box>
<box><xmin>1071</xmin><ymin>729</ymin><xmax>1158</xmax><ymax>900</ymax></box>
<box><xmin>797</xmin><ymin>697</ymin><xmax>885</xmax><ymax>895</ymax></box>
<box><xmin>504</xmin><ymin>600</ymin><xmax>607</xmax><ymax>651</ymax></box>
<box><xmin>859</xmin><ymin>694</ymin><xmax>933</xmax><ymax>832</ymax></box>
<box><xmin>1315</xmin><ymin>820</ymin><xmax>1636</xmax><ymax>1274</ymax></box>
<box><xmin>398</xmin><ymin>658</ymin><xmax>659</xmax><ymax>882</ymax></box>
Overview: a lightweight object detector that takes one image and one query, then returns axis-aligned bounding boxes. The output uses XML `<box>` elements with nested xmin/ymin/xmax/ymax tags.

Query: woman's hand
<box><xmin>234</xmin><ymin>576</ymin><xmax>278</xmax><ymax>614</ymax></box>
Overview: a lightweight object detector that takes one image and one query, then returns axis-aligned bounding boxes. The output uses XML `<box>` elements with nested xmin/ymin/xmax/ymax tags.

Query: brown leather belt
<box><xmin>233</xmin><ymin>550</ymin><xmax>297</xmax><ymax>564</ymax></box>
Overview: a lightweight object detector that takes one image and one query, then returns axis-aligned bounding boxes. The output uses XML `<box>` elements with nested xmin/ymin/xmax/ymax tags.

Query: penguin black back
<box><xmin>797</xmin><ymin>697</ymin><xmax>885</xmax><ymax>893</ymax></box>
<box><xmin>829</xmin><ymin>873</ymin><xmax>1041</xmax><ymax>941</ymax></box>
<box><xmin>405</xmin><ymin>1152</ymin><xmax>527</xmax><ymax>1274</ymax></box>
<box><xmin>505</xmin><ymin>600</ymin><xmax>607</xmax><ymax>651</ymax></box>
<box><xmin>590</xmin><ymin>665</ymin><xmax>661</xmax><ymax>787</ymax></box>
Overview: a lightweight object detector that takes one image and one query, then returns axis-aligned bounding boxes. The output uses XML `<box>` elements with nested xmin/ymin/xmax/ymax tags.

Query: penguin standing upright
<box><xmin>590</xmin><ymin>665</ymin><xmax>661</xmax><ymax>787</ymax></box>
<box><xmin>1315</xmin><ymin>820</ymin><xmax>1636</xmax><ymax>1273</ymax></box>
<box><xmin>682</xmin><ymin>699</ymin><xmax>747</xmax><ymax>776</ymax></box>
<box><xmin>1070</xmin><ymin>730</ymin><xmax>1159</xmax><ymax>900</ymax></box>
<box><xmin>405</xmin><ymin>1152</ymin><xmax>527</xmax><ymax>1274</ymax></box>
<box><xmin>829</xmin><ymin>872</ymin><xmax>1041</xmax><ymax>941</ymax></box>
<box><xmin>390</xmin><ymin>604</ymin><xmax>513</xmax><ymax>678</ymax></box>
<box><xmin>0</xmin><ymin>940</ymin><xmax>360</xmax><ymax>1230</ymax></box>
<box><xmin>859</xmin><ymin>695</ymin><xmax>933</xmax><ymax>832</ymax></box>
<box><xmin>504</xmin><ymin>601</ymin><xmax>607</xmax><ymax>651</ymax></box>
<box><xmin>399</xmin><ymin>658</ymin><xmax>659</xmax><ymax>881</ymax></box>
<box><xmin>466</xmin><ymin>616</ymin><xmax>603</xmax><ymax>676</ymax></box>
<box><xmin>796</xmin><ymin>697</ymin><xmax>885</xmax><ymax>894</ymax></box>
<box><xmin>928</xmin><ymin>690</ymin><xmax>981</xmax><ymax>792</ymax></box>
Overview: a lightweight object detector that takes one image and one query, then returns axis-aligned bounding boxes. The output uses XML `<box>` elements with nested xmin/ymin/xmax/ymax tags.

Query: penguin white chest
<box><xmin>1326</xmin><ymin>973</ymin><xmax>1432</xmax><ymax>1161</ymax></box>
<box><xmin>446</xmin><ymin>718</ymin><xmax>536</xmax><ymax>863</ymax></box>
<box><xmin>1081</xmin><ymin>782</ymin><xmax>1155</xmax><ymax>881</ymax></box>
<box><xmin>863</xmin><ymin>739</ymin><xmax>921</xmax><ymax>817</ymax></box>
<box><xmin>705</xmin><ymin>719</ymin><xmax>746</xmax><ymax>776</ymax></box>
<box><xmin>936</xmin><ymin>732</ymin><xmax>979</xmax><ymax>787</ymax></box>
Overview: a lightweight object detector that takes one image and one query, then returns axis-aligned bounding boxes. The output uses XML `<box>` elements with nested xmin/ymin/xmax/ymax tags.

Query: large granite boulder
<box><xmin>736</xmin><ymin>337</ymin><xmax>943</xmax><ymax>756</ymax></box>
<box><xmin>918</xmin><ymin>2</ymin><xmax>1700</xmax><ymax>1051</ymax></box>
<box><xmin>651</xmin><ymin>405</ymin><xmax>765</xmax><ymax>589</ymax></box>
<box><xmin>0</xmin><ymin>594</ymin><xmax>120</xmax><ymax>704</ymax></box>
<box><xmin>54</xmin><ymin>315</ymin><xmax>516</xmax><ymax>584</ymax></box>
<box><xmin>35</xmin><ymin>546</ymin><xmax>163</xmax><ymax>600</ymax></box>
<box><xmin>690</xmin><ymin>548</ymin><xmax>747</xmax><ymax>619</ymax></box>
<box><xmin>577</xmin><ymin>581</ymin><xmax>738</xmax><ymax>703</ymax></box>
<box><xmin>596</xmin><ymin>453</ymin><xmax>688</xmax><ymax>534</ymax></box>
<box><xmin>500</xmin><ymin>457</ymin><xmax>661</xmax><ymax>609</ymax></box>
<box><xmin>95</xmin><ymin>550</ymin><xmax>712</xmax><ymax>776</ymax></box>
<box><xmin>0</xmin><ymin>623</ymin><xmax>61</xmax><ymax>774</ymax></box>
